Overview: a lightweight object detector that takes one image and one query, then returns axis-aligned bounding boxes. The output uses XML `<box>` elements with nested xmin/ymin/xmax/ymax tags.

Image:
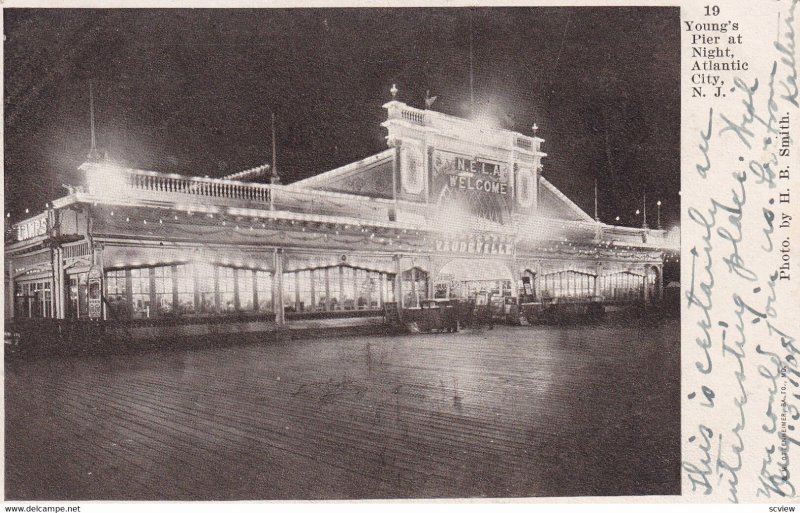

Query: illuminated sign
<box><xmin>16</xmin><ymin>217</ymin><xmax>48</xmax><ymax>241</ymax></box>
<box><xmin>447</xmin><ymin>175</ymin><xmax>509</xmax><ymax>195</ymax></box>
<box><xmin>454</xmin><ymin>157</ymin><xmax>505</xmax><ymax>180</ymax></box>
<box><xmin>433</xmin><ymin>153</ymin><xmax>510</xmax><ymax>196</ymax></box>
<box><xmin>434</xmin><ymin>238</ymin><xmax>513</xmax><ymax>256</ymax></box>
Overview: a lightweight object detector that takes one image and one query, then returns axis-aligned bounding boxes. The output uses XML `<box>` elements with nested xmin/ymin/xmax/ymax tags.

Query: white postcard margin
<box><xmin>0</xmin><ymin>0</ymin><xmax>798</xmax><ymax>508</ymax></box>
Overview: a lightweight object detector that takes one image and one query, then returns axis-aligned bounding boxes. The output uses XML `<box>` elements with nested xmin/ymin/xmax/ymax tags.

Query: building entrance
<box><xmin>434</xmin><ymin>259</ymin><xmax>513</xmax><ymax>299</ymax></box>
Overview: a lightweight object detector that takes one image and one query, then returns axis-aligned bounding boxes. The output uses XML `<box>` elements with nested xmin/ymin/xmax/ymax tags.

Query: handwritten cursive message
<box><xmin>682</xmin><ymin>0</ymin><xmax>799</xmax><ymax>503</ymax></box>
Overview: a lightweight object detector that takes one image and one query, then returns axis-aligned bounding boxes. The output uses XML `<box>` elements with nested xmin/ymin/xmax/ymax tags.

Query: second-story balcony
<box><xmin>78</xmin><ymin>161</ymin><xmax>428</xmax><ymax>228</ymax></box>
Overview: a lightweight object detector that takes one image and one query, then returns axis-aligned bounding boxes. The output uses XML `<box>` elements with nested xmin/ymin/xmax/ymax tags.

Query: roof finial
<box><xmin>424</xmin><ymin>90</ymin><xmax>437</xmax><ymax>110</ymax></box>
<box><xmin>532</xmin><ymin>123</ymin><xmax>539</xmax><ymax>137</ymax></box>
<box><xmin>390</xmin><ymin>83</ymin><xmax>398</xmax><ymax>100</ymax></box>
<box><xmin>87</xmin><ymin>81</ymin><xmax>102</xmax><ymax>162</ymax></box>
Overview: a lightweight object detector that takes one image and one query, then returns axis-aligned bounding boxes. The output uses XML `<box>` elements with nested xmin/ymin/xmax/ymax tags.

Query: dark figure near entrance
<box><xmin>475</xmin><ymin>292</ymin><xmax>495</xmax><ymax>329</ymax></box>
<box><xmin>486</xmin><ymin>293</ymin><xmax>495</xmax><ymax>329</ymax></box>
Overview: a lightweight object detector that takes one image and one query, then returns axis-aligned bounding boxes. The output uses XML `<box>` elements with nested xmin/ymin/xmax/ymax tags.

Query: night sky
<box><xmin>4</xmin><ymin>7</ymin><xmax>680</xmax><ymax>228</ymax></box>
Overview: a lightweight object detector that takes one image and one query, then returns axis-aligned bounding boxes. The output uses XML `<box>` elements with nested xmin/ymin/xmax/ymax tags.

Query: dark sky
<box><xmin>4</xmin><ymin>7</ymin><xmax>680</xmax><ymax>228</ymax></box>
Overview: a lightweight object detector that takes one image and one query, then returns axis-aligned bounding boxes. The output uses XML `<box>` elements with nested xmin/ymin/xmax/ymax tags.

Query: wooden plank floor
<box><xmin>5</xmin><ymin>318</ymin><xmax>680</xmax><ymax>500</ymax></box>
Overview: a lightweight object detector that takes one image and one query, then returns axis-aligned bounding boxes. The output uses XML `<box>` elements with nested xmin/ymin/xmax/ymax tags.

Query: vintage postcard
<box><xmin>0</xmin><ymin>0</ymin><xmax>797</xmax><ymax>510</ymax></box>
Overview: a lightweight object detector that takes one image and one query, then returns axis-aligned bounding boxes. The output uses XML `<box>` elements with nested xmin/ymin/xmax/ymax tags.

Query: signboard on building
<box><xmin>16</xmin><ymin>217</ymin><xmax>48</xmax><ymax>241</ymax></box>
<box><xmin>433</xmin><ymin>236</ymin><xmax>513</xmax><ymax>256</ymax></box>
<box><xmin>433</xmin><ymin>152</ymin><xmax>510</xmax><ymax>195</ymax></box>
<box><xmin>447</xmin><ymin>174</ymin><xmax>509</xmax><ymax>195</ymax></box>
<box><xmin>430</xmin><ymin>150</ymin><xmax>513</xmax><ymax>224</ymax></box>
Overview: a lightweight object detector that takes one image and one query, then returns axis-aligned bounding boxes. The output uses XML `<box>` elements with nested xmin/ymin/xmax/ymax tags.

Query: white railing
<box><xmin>515</xmin><ymin>137</ymin><xmax>533</xmax><ymax>150</ymax></box>
<box><xmin>82</xmin><ymin>164</ymin><xmax>418</xmax><ymax>225</ymax></box>
<box><xmin>401</xmin><ymin>108</ymin><xmax>426</xmax><ymax>125</ymax></box>
<box><xmin>126</xmin><ymin>170</ymin><xmax>272</xmax><ymax>203</ymax></box>
<box><xmin>385</xmin><ymin>102</ymin><xmax>543</xmax><ymax>154</ymax></box>
<box><xmin>62</xmin><ymin>241</ymin><xmax>91</xmax><ymax>259</ymax></box>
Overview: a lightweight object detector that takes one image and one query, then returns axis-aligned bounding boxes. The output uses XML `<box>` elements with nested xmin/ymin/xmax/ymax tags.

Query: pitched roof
<box><xmin>291</xmin><ymin>150</ymin><xmax>596</xmax><ymax>225</ymax></box>
<box><xmin>538</xmin><ymin>177</ymin><xmax>594</xmax><ymax>222</ymax></box>
<box><xmin>289</xmin><ymin>149</ymin><xmax>395</xmax><ymax>199</ymax></box>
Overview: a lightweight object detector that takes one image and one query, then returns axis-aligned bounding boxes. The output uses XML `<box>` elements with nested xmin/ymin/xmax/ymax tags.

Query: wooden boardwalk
<box><xmin>5</xmin><ymin>319</ymin><xmax>680</xmax><ymax>500</ymax></box>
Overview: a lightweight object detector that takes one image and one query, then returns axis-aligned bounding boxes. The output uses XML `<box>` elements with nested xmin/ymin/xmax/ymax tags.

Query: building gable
<box><xmin>289</xmin><ymin>149</ymin><xmax>395</xmax><ymax>199</ymax></box>
<box><xmin>538</xmin><ymin>177</ymin><xmax>594</xmax><ymax>222</ymax></box>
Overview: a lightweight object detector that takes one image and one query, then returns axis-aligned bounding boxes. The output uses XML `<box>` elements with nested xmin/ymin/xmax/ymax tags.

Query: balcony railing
<box><xmin>80</xmin><ymin>163</ymin><xmax>420</xmax><ymax>226</ymax></box>
<box><xmin>384</xmin><ymin>101</ymin><xmax>543</xmax><ymax>154</ymax></box>
<box><xmin>514</xmin><ymin>137</ymin><xmax>533</xmax><ymax>150</ymax></box>
<box><xmin>401</xmin><ymin>108</ymin><xmax>426</xmax><ymax>125</ymax></box>
<box><xmin>126</xmin><ymin>170</ymin><xmax>272</xmax><ymax>203</ymax></box>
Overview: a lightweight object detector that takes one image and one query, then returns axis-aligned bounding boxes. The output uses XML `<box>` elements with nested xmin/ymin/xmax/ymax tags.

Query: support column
<box><xmin>393</xmin><ymin>254</ymin><xmax>402</xmax><ymax>310</ymax></box>
<box><xmin>233</xmin><ymin>269</ymin><xmax>241</xmax><ymax>310</ymax></box>
<box><xmin>55</xmin><ymin>248</ymin><xmax>65</xmax><ymax>319</ymax></box>
<box><xmin>427</xmin><ymin>256</ymin><xmax>434</xmax><ymax>299</ymax></box>
<box><xmin>593</xmin><ymin>262</ymin><xmax>601</xmax><ymax>299</ymax></box>
<box><xmin>171</xmin><ymin>264</ymin><xmax>179</xmax><ymax>316</ymax></box>
<box><xmin>7</xmin><ymin>259</ymin><xmax>14</xmax><ymax>320</ymax></box>
<box><xmin>149</xmin><ymin>267</ymin><xmax>157</xmax><ymax>319</ymax></box>
<box><xmin>511</xmin><ymin>259</ymin><xmax>518</xmax><ymax>299</ymax></box>
<box><xmin>273</xmin><ymin>248</ymin><xmax>285</xmax><ymax>325</ymax></box>
<box><xmin>642</xmin><ymin>264</ymin><xmax>650</xmax><ymax>308</ymax></box>
<box><xmin>213</xmin><ymin>266</ymin><xmax>220</xmax><ymax>313</ymax></box>
<box><xmin>390</xmin><ymin>145</ymin><xmax>400</xmax><ymax>221</ymax></box>
<box><xmin>252</xmin><ymin>271</ymin><xmax>259</xmax><ymax>311</ymax></box>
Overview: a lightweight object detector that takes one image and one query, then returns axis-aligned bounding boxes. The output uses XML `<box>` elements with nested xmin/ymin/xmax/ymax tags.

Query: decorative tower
<box><xmin>382</xmin><ymin>88</ymin><xmax>545</xmax><ymax>225</ymax></box>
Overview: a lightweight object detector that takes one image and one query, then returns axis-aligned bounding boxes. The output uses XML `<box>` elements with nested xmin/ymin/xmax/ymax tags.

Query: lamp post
<box><xmin>657</xmin><ymin>200</ymin><xmax>662</xmax><ymax>229</ymax></box>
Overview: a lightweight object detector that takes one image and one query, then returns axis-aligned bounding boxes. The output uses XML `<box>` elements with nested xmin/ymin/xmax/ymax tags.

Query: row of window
<box><xmin>16</xmin><ymin>268</ymin><xmax>655</xmax><ymax>321</ymax></box>
<box><xmin>433</xmin><ymin>280</ymin><xmax>513</xmax><ymax>299</ymax></box>
<box><xmin>282</xmin><ymin>267</ymin><xmax>397</xmax><ymax>312</ymax></box>
<box><xmin>429</xmin><ymin>271</ymin><xmax>647</xmax><ymax>302</ymax></box>
<box><xmin>14</xmin><ymin>281</ymin><xmax>53</xmax><ymax>319</ymax></box>
<box><xmin>401</xmin><ymin>268</ymin><xmax>428</xmax><ymax>308</ymax></box>
<box><xmin>540</xmin><ymin>271</ymin><xmax>596</xmax><ymax>299</ymax></box>
<box><xmin>597</xmin><ymin>272</ymin><xmax>647</xmax><ymax>301</ymax></box>
<box><xmin>100</xmin><ymin>263</ymin><xmax>411</xmax><ymax>319</ymax></box>
<box><xmin>102</xmin><ymin>263</ymin><xmax>274</xmax><ymax>319</ymax></box>
<box><xmin>539</xmin><ymin>271</ymin><xmax>648</xmax><ymax>300</ymax></box>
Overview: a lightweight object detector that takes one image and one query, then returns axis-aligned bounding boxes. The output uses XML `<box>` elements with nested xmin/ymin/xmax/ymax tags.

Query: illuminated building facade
<box><xmin>5</xmin><ymin>100</ymin><xmax>674</xmax><ymax>329</ymax></box>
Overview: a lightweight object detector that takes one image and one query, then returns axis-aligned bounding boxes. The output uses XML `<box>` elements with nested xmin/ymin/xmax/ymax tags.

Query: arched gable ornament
<box><xmin>516</xmin><ymin>166</ymin><xmax>536</xmax><ymax>209</ymax></box>
<box><xmin>401</xmin><ymin>145</ymin><xmax>425</xmax><ymax>195</ymax></box>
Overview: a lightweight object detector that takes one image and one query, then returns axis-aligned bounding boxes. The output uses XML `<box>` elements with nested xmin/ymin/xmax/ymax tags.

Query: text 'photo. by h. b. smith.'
<box><xmin>3</xmin><ymin>6</ymin><xmax>682</xmax><ymax>502</ymax></box>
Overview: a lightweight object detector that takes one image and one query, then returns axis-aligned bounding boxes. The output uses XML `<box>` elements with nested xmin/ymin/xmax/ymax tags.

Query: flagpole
<box><xmin>642</xmin><ymin>190</ymin><xmax>648</xmax><ymax>228</ymax></box>
<box><xmin>270</xmin><ymin>111</ymin><xmax>278</xmax><ymax>210</ymax></box>
<box><xmin>469</xmin><ymin>10</ymin><xmax>474</xmax><ymax>117</ymax></box>
<box><xmin>271</xmin><ymin>112</ymin><xmax>277</xmax><ymax>179</ymax></box>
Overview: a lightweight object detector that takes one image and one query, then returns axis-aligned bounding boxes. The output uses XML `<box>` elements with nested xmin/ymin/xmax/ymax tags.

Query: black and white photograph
<box><xmin>4</xmin><ymin>7</ymin><xmax>681</xmax><ymax>502</ymax></box>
